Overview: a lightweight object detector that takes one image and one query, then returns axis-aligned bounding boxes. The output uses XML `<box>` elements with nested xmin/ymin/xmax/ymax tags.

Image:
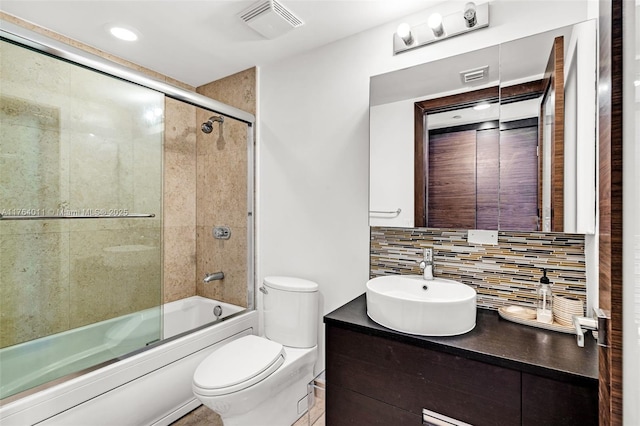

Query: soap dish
<box><xmin>502</xmin><ymin>305</ymin><xmax>536</xmax><ymax>320</ymax></box>
<box><xmin>498</xmin><ymin>306</ymin><xmax>575</xmax><ymax>334</ymax></box>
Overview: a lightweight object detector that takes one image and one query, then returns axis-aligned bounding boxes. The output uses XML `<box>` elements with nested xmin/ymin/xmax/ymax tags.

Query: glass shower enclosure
<box><xmin>0</xmin><ymin>37</ymin><xmax>164</xmax><ymax>399</ymax></box>
<box><xmin>1</xmin><ymin>14</ymin><xmax>256</xmax><ymax>402</ymax></box>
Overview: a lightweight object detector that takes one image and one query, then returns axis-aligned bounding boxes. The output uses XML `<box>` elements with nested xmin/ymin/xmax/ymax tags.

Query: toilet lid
<box><xmin>193</xmin><ymin>335</ymin><xmax>285</xmax><ymax>396</ymax></box>
<box><xmin>264</xmin><ymin>276</ymin><xmax>318</xmax><ymax>292</ymax></box>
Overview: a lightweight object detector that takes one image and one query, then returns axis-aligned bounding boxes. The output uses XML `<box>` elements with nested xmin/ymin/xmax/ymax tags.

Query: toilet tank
<box><xmin>263</xmin><ymin>276</ymin><xmax>318</xmax><ymax>348</ymax></box>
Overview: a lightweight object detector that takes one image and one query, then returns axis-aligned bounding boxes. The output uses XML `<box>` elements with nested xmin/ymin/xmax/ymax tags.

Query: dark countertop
<box><xmin>324</xmin><ymin>294</ymin><xmax>598</xmax><ymax>385</ymax></box>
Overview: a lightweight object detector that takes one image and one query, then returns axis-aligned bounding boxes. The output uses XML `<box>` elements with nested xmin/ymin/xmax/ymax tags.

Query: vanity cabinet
<box><xmin>324</xmin><ymin>295</ymin><xmax>598</xmax><ymax>426</ymax></box>
<box><xmin>326</xmin><ymin>326</ymin><xmax>520</xmax><ymax>425</ymax></box>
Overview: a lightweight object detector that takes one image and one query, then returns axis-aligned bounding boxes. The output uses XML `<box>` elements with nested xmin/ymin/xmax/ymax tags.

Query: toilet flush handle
<box><xmin>259</xmin><ymin>286</ymin><xmax>268</xmax><ymax>295</ymax></box>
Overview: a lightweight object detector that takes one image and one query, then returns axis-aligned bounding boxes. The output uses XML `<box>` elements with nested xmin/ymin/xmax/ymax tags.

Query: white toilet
<box><xmin>192</xmin><ymin>276</ymin><xmax>319</xmax><ymax>426</ymax></box>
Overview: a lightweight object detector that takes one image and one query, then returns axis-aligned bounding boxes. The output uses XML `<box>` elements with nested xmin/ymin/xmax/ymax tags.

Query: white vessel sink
<box><xmin>366</xmin><ymin>275</ymin><xmax>477</xmax><ymax>336</ymax></box>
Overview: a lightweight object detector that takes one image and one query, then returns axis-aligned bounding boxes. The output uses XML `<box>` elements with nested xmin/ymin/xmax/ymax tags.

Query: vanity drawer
<box><xmin>326</xmin><ymin>326</ymin><xmax>521</xmax><ymax>426</ymax></box>
<box><xmin>326</xmin><ymin>384</ymin><xmax>422</xmax><ymax>426</ymax></box>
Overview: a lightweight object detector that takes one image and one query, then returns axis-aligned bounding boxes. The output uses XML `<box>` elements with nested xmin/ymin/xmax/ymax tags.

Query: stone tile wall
<box><xmin>195</xmin><ymin>68</ymin><xmax>256</xmax><ymax>308</ymax></box>
<box><xmin>163</xmin><ymin>98</ymin><xmax>197</xmax><ymax>302</ymax></box>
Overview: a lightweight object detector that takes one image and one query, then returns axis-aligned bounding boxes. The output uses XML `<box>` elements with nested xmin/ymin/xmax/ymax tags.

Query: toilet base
<box><xmin>219</xmin><ymin>372</ymin><xmax>312</xmax><ymax>426</ymax></box>
<box><xmin>195</xmin><ymin>345</ymin><xmax>317</xmax><ymax>426</ymax></box>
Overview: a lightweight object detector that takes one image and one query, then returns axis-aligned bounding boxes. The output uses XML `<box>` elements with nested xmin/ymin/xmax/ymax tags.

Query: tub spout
<box><xmin>204</xmin><ymin>272</ymin><xmax>224</xmax><ymax>283</ymax></box>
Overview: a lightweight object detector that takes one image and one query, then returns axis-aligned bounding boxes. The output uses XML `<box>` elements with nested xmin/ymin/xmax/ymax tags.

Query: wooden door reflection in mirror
<box><xmin>539</xmin><ymin>36</ymin><xmax>565</xmax><ymax>232</ymax></box>
<box><xmin>415</xmin><ymin>87</ymin><xmax>540</xmax><ymax>231</ymax></box>
<box><xmin>414</xmin><ymin>87</ymin><xmax>499</xmax><ymax>228</ymax></box>
<box><xmin>499</xmin><ymin>120</ymin><xmax>539</xmax><ymax>230</ymax></box>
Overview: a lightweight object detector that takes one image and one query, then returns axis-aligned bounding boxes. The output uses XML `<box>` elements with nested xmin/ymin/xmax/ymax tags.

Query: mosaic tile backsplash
<box><xmin>370</xmin><ymin>227</ymin><xmax>586</xmax><ymax>310</ymax></box>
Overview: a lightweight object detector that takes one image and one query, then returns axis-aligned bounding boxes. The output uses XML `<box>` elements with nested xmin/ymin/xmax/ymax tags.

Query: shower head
<box><xmin>201</xmin><ymin>121</ymin><xmax>213</xmax><ymax>134</ymax></box>
<box><xmin>201</xmin><ymin>115</ymin><xmax>224</xmax><ymax>134</ymax></box>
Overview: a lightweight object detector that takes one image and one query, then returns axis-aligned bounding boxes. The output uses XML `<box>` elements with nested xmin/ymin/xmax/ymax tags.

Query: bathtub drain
<box><xmin>213</xmin><ymin>305</ymin><xmax>223</xmax><ymax>319</ymax></box>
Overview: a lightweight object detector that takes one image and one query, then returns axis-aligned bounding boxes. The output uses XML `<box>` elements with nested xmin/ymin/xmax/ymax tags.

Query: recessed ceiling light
<box><xmin>109</xmin><ymin>26</ymin><xmax>138</xmax><ymax>41</ymax></box>
<box><xmin>473</xmin><ymin>103</ymin><xmax>491</xmax><ymax>111</ymax></box>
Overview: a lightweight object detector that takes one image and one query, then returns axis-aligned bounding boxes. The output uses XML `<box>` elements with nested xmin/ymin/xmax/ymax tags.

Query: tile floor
<box><xmin>293</xmin><ymin>381</ymin><xmax>325</xmax><ymax>426</ymax></box>
<box><xmin>171</xmin><ymin>376</ymin><xmax>325</xmax><ymax>426</ymax></box>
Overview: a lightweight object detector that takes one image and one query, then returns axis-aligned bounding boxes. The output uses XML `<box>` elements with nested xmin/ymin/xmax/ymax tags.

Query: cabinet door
<box><xmin>521</xmin><ymin>373</ymin><xmax>598</xmax><ymax>426</ymax></box>
<box><xmin>326</xmin><ymin>326</ymin><xmax>521</xmax><ymax>426</ymax></box>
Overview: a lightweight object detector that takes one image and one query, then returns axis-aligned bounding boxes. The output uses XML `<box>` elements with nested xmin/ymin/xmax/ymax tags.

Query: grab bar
<box><xmin>0</xmin><ymin>213</ymin><xmax>156</xmax><ymax>220</ymax></box>
<box><xmin>369</xmin><ymin>208</ymin><xmax>401</xmax><ymax>216</ymax></box>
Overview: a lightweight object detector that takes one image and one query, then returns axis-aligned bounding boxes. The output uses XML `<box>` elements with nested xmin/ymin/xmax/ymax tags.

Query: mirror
<box><xmin>369</xmin><ymin>20</ymin><xmax>596</xmax><ymax>234</ymax></box>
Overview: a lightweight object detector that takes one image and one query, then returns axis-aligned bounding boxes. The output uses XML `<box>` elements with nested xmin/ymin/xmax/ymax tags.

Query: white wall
<box><xmin>564</xmin><ymin>19</ymin><xmax>597</xmax><ymax>235</ymax></box>
<box><xmin>258</xmin><ymin>0</ymin><xmax>591</xmax><ymax>373</ymax></box>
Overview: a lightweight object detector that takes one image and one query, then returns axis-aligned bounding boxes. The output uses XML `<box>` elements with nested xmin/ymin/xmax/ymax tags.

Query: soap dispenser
<box><xmin>536</xmin><ymin>268</ymin><xmax>554</xmax><ymax>324</ymax></box>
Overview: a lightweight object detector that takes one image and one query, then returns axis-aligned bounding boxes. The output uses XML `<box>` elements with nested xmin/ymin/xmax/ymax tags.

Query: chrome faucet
<box><xmin>203</xmin><ymin>272</ymin><xmax>224</xmax><ymax>283</ymax></box>
<box><xmin>418</xmin><ymin>248</ymin><xmax>434</xmax><ymax>280</ymax></box>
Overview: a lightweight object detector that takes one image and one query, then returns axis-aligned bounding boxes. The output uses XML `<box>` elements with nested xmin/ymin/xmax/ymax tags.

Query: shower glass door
<box><xmin>0</xmin><ymin>38</ymin><xmax>163</xmax><ymax>399</ymax></box>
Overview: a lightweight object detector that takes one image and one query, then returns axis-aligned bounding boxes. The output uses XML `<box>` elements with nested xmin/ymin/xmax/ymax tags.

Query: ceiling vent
<box><xmin>239</xmin><ymin>0</ymin><xmax>303</xmax><ymax>39</ymax></box>
<box><xmin>460</xmin><ymin>65</ymin><xmax>489</xmax><ymax>84</ymax></box>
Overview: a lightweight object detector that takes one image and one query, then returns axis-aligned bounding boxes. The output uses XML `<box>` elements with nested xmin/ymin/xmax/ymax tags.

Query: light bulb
<box><xmin>396</xmin><ymin>23</ymin><xmax>414</xmax><ymax>45</ymax></box>
<box><xmin>428</xmin><ymin>13</ymin><xmax>444</xmax><ymax>38</ymax></box>
<box><xmin>463</xmin><ymin>2</ymin><xmax>477</xmax><ymax>28</ymax></box>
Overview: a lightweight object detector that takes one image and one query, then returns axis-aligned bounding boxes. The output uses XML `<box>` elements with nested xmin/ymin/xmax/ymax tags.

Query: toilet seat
<box><xmin>193</xmin><ymin>335</ymin><xmax>285</xmax><ymax>397</ymax></box>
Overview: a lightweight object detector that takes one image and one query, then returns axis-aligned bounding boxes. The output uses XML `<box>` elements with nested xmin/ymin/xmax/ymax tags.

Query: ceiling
<box><xmin>0</xmin><ymin>0</ymin><xmax>445</xmax><ymax>87</ymax></box>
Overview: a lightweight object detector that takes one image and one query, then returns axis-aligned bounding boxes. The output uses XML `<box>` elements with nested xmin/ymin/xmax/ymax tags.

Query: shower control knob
<box><xmin>213</xmin><ymin>226</ymin><xmax>231</xmax><ymax>240</ymax></box>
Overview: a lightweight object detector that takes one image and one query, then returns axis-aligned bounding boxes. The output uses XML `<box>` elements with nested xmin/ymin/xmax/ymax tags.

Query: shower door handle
<box><xmin>422</xmin><ymin>409</ymin><xmax>471</xmax><ymax>426</ymax></box>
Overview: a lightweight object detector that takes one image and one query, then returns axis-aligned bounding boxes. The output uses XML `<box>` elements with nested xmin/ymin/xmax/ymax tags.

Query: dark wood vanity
<box><xmin>324</xmin><ymin>295</ymin><xmax>598</xmax><ymax>426</ymax></box>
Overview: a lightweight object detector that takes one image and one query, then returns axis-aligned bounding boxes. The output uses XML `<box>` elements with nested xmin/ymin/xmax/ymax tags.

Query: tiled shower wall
<box><xmin>163</xmin><ymin>98</ymin><xmax>197</xmax><ymax>302</ymax></box>
<box><xmin>165</xmin><ymin>68</ymin><xmax>257</xmax><ymax>306</ymax></box>
<box><xmin>195</xmin><ymin>68</ymin><xmax>256</xmax><ymax>308</ymax></box>
<box><xmin>371</xmin><ymin>227</ymin><xmax>587</xmax><ymax>310</ymax></box>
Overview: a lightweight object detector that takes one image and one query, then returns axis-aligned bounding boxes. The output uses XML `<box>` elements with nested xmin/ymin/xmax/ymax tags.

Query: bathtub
<box><xmin>0</xmin><ymin>296</ymin><xmax>258</xmax><ymax>426</ymax></box>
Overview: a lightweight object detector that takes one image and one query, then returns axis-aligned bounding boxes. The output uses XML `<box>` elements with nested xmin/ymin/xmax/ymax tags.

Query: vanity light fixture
<box><xmin>393</xmin><ymin>2</ymin><xmax>489</xmax><ymax>55</ymax></box>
